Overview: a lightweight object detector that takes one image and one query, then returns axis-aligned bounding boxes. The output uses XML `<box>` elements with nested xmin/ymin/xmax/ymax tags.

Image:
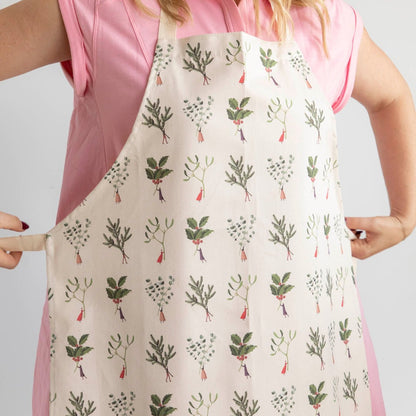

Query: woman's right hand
<box><xmin>0</xmin><ymin>211</ymin><xmax>29</xmax><ymax>269</ymax></box>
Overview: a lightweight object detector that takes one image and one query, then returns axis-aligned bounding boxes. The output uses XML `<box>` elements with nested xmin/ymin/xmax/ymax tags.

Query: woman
<box><xmin>1</xmin><ymin>0</ymin><xmax>415</xmax><ymax>414</ymax></box>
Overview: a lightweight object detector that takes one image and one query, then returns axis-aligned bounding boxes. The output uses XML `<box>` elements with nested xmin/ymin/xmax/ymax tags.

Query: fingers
<box><xmin>0</xmin><ymin>249</ymin><xmax>23</xmax><ymax>269</ymax></box>
<box><xmin>347</xmin><ymin>215</ymin><xmax>404</xmax><ymax>260</ymax></box>
<box><xmin>0</xmin><ymin>210</ymin><xmax>29</xmax><ymax>269</ymax></box>
<box><xmin>0</xmin><ymin>210</ymin><xmax>29</xmax><ymax>232</ymax></box>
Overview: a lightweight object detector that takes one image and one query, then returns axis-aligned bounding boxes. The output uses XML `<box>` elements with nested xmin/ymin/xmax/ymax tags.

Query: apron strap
<box><xmin>0</xmin><ymin>233</ymin><xmax>46</xmax><ymax>252</ymax></box>
<box><xmin>158</xmin><ymin>7</ymin><xmax>177</xmax><ymax>41</ymax></box>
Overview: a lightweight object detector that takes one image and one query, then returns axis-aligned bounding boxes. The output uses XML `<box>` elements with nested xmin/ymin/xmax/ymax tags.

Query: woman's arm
<box><xmin>0</xmin><ymin>0</ymin><xmax>71</xmax><ymax>270</ymax></box>
<box><xmin>349</xmin><ymin>27</ymin><xmax>416</xmax><ymax>257</ymax></box>
<box><xmin>0</xmin><ymin>0</ymin><xmax>70</xmax><ymax>81</ymax></box>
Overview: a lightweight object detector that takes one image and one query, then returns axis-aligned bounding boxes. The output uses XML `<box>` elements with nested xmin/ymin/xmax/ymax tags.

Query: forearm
<box><xmin>368</xmin><ymin>85</ymin><xmax>416</xmax><ymax>237</ymax></box>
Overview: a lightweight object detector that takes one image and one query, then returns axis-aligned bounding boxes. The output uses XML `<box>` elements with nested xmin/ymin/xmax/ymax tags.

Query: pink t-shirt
<box><xmin>55</xmin><ymin>0</ymin><xmax>364</xmax><ymax>225</ymax></box>
<box><xmin>31</xmin><ymin>1</ymin><xmax>385</xmax><ymax>416</ymax></box>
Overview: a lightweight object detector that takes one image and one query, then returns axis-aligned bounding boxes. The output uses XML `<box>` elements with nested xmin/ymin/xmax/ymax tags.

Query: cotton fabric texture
<box><xmin>29</xmin><ymin>0</ymin><xmax>386</xmax><ymax>415</ymax></box>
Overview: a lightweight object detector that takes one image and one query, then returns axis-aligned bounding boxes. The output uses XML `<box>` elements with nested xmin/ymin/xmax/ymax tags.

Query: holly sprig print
<box><xmin>66</xmin><ymin>334</ymin><xmax>93</xmax><ymax>379</ymax></box>
<box><xmin>106</xmin><ymin>275</ymin><xmax>131</xmax><ymax>321</ymax></box>
<box><xmin>270</xmin><ymin>272</ymin><xmax>294</xmax><ymax>317</ymax></box>
<box><xmin>149</xmin><ymin>394</ymin><xmax>177</xmax><ymax>415</ymax></box>
<box><xmin>259</xmin><ymin>47</ymin><xmax>279</xmax><ymax>85</ymax></box>
<box><xmin>308</xmin><ymin>381</ymin><xmax>327</xmax><ymax>414</ymax></box>
<box><xmin>145</xmin><ymin>156</ymin><xmax>173</xmax><ymax>203</ymax></box>
<box><xmin>229</xmin><ymin>332</ymin><xmax>257</xmax><ymax>378</ymax></box>
<box><xmin>185</xmin><ymin>216</ymin><xmax>214</xmax><ymax>262</ymax></box>
<box><xmin>226</xmin><ymin>97</ymin><xmax>253</xmax><ymax>142</ymax></box>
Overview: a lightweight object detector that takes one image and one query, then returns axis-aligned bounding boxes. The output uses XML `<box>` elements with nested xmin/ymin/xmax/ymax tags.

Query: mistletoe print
<box><xmin>225</xmin><ymin>39</ymin><xmax>251</xmax><ymax>83</ymax></box>
<box><xmin>107</xmin><ymin>333</ymin><xmax>135</xmax><ymax>379</ymax></box>
<box><xmin>183</xmin><ymin>154</ymin><xmax>214</xmax><ymax>201</ymax></box>
<box><xmin>144</xmin><ymin>216</ymin><xmax>174</xmax><ymax>263</ymax></box>
<box><xmin>42</xmin><ymin>23</ymin><xmax>373</xmax><ymax>415</ymax></box>
<box><xmin>227</xmin><ymin>273</ymin><xmax>257</xmax><ymax>320</ymax></box>
<box><xmin>65</xmin><ymin>276</ymin><xmax>93</xmax><ymax>322</ymax></box>
<box><xmin>266</xmin><ymin>96</ymin><xmax>293</xmax><ymax>142</ymax></box>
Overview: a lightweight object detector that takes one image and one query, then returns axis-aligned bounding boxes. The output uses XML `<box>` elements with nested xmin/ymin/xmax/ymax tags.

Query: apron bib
<box><xmin>0</xmin><ymin>6</ymin><xmax>373</xmax><ymax>415</ymax></box>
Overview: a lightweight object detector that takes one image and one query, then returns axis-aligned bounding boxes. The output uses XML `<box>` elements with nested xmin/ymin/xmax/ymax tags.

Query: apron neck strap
<box><xmin>158</xmin><ymin>8</ymin><xmax>177</xmax><ymax>41</ymax></box>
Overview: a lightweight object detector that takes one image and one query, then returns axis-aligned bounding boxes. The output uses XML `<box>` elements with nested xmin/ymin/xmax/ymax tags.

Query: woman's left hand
<box><xmin>345</xmin><ymin>215</ymin><xmax>413</xmax><ymax>260</ymax></box>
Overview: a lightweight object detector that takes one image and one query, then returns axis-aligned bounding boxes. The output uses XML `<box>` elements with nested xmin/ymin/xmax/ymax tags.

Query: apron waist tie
<box><xmin>0</xmin><ymin>234</ymin><xmax>46</xmax><ymax>251</ymax></box>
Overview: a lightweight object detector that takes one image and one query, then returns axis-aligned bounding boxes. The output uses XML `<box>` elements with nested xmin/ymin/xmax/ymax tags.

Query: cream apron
<box><xmin>0</xmin><ymin>6</ymin><xmax>373</xmax><ymax>415</ymax></box>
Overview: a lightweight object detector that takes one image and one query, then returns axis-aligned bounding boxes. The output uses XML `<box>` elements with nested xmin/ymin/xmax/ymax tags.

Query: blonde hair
<box><xmin>133</xmin><ymin>0</ymin><xmax>331</xmax><ymax>58</ymax></box>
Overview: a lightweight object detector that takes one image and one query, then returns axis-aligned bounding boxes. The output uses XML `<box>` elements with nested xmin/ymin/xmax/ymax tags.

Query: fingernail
<box><xmin>21</xmin><ymin>221</ymin><xmax>30</xmax><ymax>230</ymax></box>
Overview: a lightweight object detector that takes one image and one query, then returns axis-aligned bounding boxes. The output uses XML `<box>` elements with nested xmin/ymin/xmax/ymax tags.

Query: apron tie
<box><xmin>0</xmin><ymin>234</ymin><xmax>46</xmax><ymax>251</ymax></box>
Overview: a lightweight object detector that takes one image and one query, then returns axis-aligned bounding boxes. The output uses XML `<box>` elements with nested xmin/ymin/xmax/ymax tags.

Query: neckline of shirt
<box><xmin>221</xmin><ymin>0</ymin><xmax>247</xmax><ymax>33</ymax></box>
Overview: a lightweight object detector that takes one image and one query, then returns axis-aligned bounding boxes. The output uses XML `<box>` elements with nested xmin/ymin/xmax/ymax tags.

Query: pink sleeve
<box><xmin>329</xmin><ymin>0</ymin><xmax>364</xmax><ymax>113</ymax></box>
<box><xmin>57</xmin><ymin>0</ymin><xmax>94</xmax><ymax>97</ymax></box>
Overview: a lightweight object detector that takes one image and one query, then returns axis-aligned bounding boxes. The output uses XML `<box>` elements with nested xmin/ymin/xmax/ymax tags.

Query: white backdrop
<box><xmin>0</xmin><ymin>0</ymin><xmax>415</xmax><ymax>414</ymax></box>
